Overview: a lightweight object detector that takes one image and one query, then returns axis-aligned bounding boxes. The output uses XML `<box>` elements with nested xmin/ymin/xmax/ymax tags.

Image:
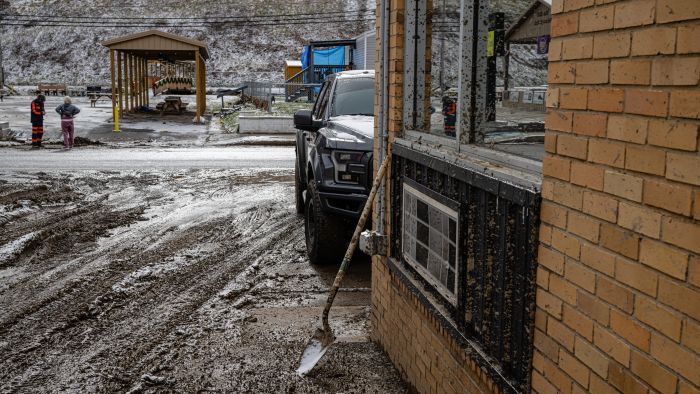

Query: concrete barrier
<box><xmin>238</xmin><ymin>114</ymin><xmax>295</xmax><ymax>134</ymax></box>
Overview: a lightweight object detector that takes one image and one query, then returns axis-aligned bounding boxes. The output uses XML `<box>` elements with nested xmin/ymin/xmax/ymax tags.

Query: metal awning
<box><xmin>101</xmin><ymin>30</ymin><xmax>210</xmax><ymax>60</ymax></box>
<box><xmin>308</xmin><ymin>39</ymin><xmax>357</xmax><ymax>48</ymax></box>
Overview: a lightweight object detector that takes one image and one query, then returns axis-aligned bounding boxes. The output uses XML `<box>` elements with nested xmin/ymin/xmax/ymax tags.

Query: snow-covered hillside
<box><xmin>1</xmin><ymin>0</ymin><xmax>375</xmax><ymax>86</ymax></box>
<box><xmin>1</xmin><ymin>0</ymin><xmax>545</xmax><ymax>88</ymax></box>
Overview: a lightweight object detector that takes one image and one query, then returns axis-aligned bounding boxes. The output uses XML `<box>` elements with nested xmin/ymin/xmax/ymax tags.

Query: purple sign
<box><xmin>537</xmin><ymin>35</ymin><xmax>551</xmax><ymax>55</ymax></box>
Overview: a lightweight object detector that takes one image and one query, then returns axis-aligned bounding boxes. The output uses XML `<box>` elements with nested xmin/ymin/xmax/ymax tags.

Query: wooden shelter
<box><xmin>101</xmin><ymin>30</ymin><xmax>209</xmax><ymax>130</ymax></box>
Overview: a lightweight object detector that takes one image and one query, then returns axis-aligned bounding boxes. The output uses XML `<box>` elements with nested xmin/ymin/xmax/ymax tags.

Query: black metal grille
<box><xmin>390</xmin><ymin>144</ymin><xmax>541</xmax><ymax>393</ymax></box>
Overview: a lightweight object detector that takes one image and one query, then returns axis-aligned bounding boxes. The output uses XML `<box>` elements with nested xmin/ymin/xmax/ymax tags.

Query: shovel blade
<box><xmin>296</xmin><ymin>327</ymin><xmax>335</xmax><ymax>376</ymax></box>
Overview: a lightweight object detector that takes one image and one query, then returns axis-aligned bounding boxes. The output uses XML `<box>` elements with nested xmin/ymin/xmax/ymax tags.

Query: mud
<box><xmin>0</xmin><ymin>167</ymin><xmax>406</xmax><ymax>393</ymax></box>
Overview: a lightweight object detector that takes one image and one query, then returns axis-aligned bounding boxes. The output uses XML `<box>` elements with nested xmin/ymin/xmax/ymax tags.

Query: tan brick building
<box><xmin>371</xmin><ymin>0</ymin><xmax>699</xmax><ymax>393</ymax></box>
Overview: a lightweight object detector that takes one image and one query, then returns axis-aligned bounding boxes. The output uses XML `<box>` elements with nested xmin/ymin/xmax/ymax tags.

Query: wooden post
<box><xmin>138</xmin><ymin>58</ymin><xmax>143</xmax><ymax>107</ymax></box>
<box><xmin>144</xmin><ymin>59</ymin><xmax>147</xmax><ymax>106</ymax></box>
<box><xmin>200</xmin><ymin>57</ymin><xmax>206</xmax><ymax>115</ymax></box>
<box><xmin>136</xmin><ymin>58</ymin><xmax>143</xmax><ymax>111</ymax></box>
<box><xmin>128</xmin><ymin>54</ymin><xmax>133</xmax><ymax>112</ymax></box>
<box><xmin>109</xmin><ymin>49</ymin><xmax>120</xmax><ymax>132</ymax></box>
<box><xmin>117</xmin><ymin>51</ymin><xmax>124</xmax><ymax>119</ymax></box>
<box><xmin>145</xmin><ymin>59</ymin><xmax>150</xmax><ymax>107</ymax></box>
<box><xmin>124</xmin><ymin>54</ymin><xmax>130</xmax><ymax>113</ymax></box>
<box><xmin>140</xmin><ymin>57</ymin><xmax>145</xmax><ymax>109</ymax></box>
<box><xmin>133</xmin><ymin>56</ymin><xmax>138</xmax><ymax>110</ymax></box>
<box><xmin>129</xmin><ymin>54</ymin><xmax>135</xmax><ymax>112</ymax></box>
<box><xmin>126</xmin><ymin>54</ymin><xmax>131</xmax><ymax>112</ymax></box>
<box><xmin>195</xmin><ymin>51</ymin><xmax>201</xmax><ymax>123</ymax></box>
<box><xmin>135</xmin><ymin>55</ymin><xmax>139</xmax><ymax>110</ymax></box>
<box><xmin>133</xmin><ymin>55</ymin><xmax>138</xmax><ymax>111</ymax></box>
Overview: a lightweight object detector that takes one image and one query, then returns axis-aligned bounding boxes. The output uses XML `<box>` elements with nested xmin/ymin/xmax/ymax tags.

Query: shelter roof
<box><xmin>505</xmin><ymin>0</ymin><xmax>552</xmax><ymax>43</ymax></box>
<box><xmin>101</xmin><ymin>30</ymin><xmax>209</xmax><ymax>60</ymax></box>
<box><xmin>308</xmin><ymin>39</ymin><xmax>357</xmax><ymax>48</ymax></box>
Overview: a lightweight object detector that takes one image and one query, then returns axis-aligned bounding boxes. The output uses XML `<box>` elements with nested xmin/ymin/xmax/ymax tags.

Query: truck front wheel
<box><xmin>304</xmin><ymin>181</ymin><xmax>346</xmax><ymax>265</ymax></box>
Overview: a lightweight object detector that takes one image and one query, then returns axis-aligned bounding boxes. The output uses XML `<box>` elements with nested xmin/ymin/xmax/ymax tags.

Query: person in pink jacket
<box><xmin>55</xmin><ymin>96</ymin><xmax>80</xmax><ymax>149</ymax></box>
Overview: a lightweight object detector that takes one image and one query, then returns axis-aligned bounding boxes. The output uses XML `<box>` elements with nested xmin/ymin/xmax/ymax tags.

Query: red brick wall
<box><xmin>536</xmin><ymin>0</ymin><xmax>700</xmax><ymax>392</ymax></box>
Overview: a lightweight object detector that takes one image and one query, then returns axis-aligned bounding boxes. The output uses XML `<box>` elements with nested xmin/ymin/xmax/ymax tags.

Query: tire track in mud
<box><xmin>0</xmin><ymin>202</ymin><xmax>146</xmax><ymax>327</ymax></box>
<box><xmin>97</xmin><ymin>208</ymin><xmax>300</xmax><ymax>392</ymax></box>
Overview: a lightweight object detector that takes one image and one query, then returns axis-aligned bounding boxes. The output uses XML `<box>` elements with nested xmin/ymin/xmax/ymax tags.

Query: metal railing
<box><xmin>282</xmin><ymin>69</ymin><xmax>319</xmax><ymax>102</ymax></box>
<box><xmin>244</xmin><ymin>81</ymin><xmax>284</xmax><ymax>100</ymax></box>
<box><xmin>389</xmin><ymin>144</ymin><xmax>540</xmax><ymax>394</ymax></box>
<box><xmin>244</xmin><ymin>79</ymin><xmax>321</xmax><ymax>103</ymax></box>
<box><xmin>305</xmin><ymin>64</ymin><xmax>352</xmax><ymax>84</ymax></box>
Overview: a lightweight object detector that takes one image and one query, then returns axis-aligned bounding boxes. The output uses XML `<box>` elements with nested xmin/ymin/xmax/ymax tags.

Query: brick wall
<box><xmin>536</xmin><ymin>0</ymin><xmax>700</xmax><ymax>392</ymax></box>
<box><xmin>371</xmin><ymin>261</ymin><xmax>500</xmax><ymax>394</ymax></box>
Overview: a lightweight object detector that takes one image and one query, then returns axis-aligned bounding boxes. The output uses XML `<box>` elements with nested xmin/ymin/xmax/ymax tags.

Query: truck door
<box><xmin>305</xmin><ymin>80</ymin><xmax>332</xmax><ymax>163</ymax></box>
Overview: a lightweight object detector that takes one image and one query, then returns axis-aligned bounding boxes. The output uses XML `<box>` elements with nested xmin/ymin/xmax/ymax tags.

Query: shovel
<box><xmin>296</xmin><ymin>156</ymin><xmax>390</xmax><ymax>376</ymax></box>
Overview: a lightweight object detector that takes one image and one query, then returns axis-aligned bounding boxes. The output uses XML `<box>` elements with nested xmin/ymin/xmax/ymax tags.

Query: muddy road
<box><xmin>0</xmin><ymin>147</ymin><xmax>406</xmax><ymax>393</ymax></box>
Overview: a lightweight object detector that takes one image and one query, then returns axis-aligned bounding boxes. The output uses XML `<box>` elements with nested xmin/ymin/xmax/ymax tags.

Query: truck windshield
<box><xmin>330</xmin><ymin>77</ymin><xmax>375</xmax><ymax>117</ymax></box>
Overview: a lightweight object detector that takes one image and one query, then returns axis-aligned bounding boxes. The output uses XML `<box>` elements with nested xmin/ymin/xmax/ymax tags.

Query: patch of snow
<box><xmin>111</xmin><ymin>254</ymin><xmax>196</xmax><ymax>293</ymax></box>
<box><xmin>0</xmin><ymin>232</ymin><xmax>39</xmax><ymax>264</ymax></box>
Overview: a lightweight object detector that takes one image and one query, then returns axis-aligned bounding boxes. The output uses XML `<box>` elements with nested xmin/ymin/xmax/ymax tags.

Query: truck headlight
<box><xmin>332</xmin><ymin>150</ymin><xmax>365</xmax><ymax>184</ymax></box>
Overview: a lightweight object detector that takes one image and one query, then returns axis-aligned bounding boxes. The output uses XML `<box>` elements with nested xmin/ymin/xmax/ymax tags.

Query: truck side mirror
<box><xmin>294</xmin><ymin>109</ymin><xmax>312</xmax><ymax>131</ymax></box>
<box><xmin>295</xmin><ymin>109</ymin><xmax>322</xmax><ymax>131</ymax></box>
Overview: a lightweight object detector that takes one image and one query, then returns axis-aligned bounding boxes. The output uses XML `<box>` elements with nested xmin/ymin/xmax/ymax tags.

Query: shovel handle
<box><xmin>321</xmin><ymin>156</ymin><xmax>390</xmax><ymax>331</ymax></box>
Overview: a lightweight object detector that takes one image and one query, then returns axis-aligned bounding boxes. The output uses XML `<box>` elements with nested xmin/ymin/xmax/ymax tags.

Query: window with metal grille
<box><xmin>390</xmin><ymin>145</ymin><xmax>541</xmax><ymax>394</ymax></box>
<box><xmin>402</xmin><ymin>180</ymin><xmax>459</xmax><ymax>305</ymax></box>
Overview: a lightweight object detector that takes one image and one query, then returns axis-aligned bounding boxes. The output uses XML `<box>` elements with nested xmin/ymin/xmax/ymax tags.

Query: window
<box><xmin>331</xmin><ymin>78</ymin><xmax>375</xmax><ymax>117</ymax></box>
<box><xmin>402</xmin><ymin>179</ymin><xmax>459</xmax><ymax>305</ymax></box>
<box><xmin>313</xmin><ymin>80</ymin><xmax>331</xmax><ymax>119</ymax></box>
<box><xmin>403</xmin><ymin>0</ymin><xmax>548</xmax><ymax>162</ymax></box>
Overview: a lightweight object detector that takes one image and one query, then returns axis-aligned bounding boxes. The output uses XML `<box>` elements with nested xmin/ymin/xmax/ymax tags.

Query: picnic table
<box><xmin>88</xmin><ymin>93</ymin><xmax>114</xmax><ymax>107</ymax></box>
<box><xmin>157</xmin><ymin>96</ymin><xmax>188</xmax><ymax>115</ymax></box>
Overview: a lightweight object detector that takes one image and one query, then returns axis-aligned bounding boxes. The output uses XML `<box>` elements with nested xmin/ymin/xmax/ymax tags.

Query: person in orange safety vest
<box><xmin>30</xmin><ymin>94</ymin><xmax>46</xmax><ymax>148</ymax></box>
<box><xmin>442</xmin><ymin>96</ymin><xmax>456</xmax><ymax>137</ymax></box>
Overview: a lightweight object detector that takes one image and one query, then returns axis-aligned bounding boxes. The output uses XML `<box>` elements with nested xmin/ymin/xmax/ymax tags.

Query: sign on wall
<box><xmin>537</xmin><ymin>35</ymin><xmax>551</xmax><ymax>55</ymax></box>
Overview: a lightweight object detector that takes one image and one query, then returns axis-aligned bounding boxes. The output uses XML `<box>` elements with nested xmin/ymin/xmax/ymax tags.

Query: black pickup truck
<box><xmin>293</xmin><ymin>70</ymin><xmax>375</xmax><ymax>264</ymax></box>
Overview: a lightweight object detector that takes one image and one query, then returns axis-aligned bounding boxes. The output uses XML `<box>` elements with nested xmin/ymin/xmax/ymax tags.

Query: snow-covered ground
<box><xmin>0</xmin><ymin>95</ymin><xmax>296</xmax><ymax>146</ymax></box>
